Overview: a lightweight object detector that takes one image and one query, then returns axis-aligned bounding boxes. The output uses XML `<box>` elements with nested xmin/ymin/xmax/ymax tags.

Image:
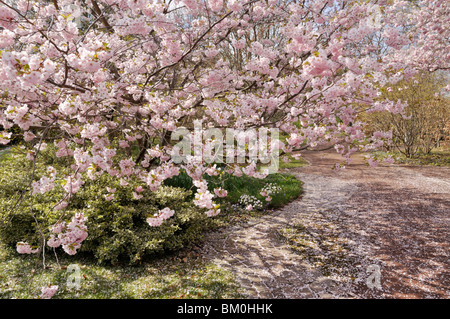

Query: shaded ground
<box><xmin>199</xmin><ymin>149</ymin><xmax>450</xmax><ymax>298</ymax></box>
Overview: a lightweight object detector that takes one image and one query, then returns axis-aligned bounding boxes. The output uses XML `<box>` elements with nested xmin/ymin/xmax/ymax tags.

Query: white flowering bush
<box><xmin>259</xmin><ymin>183</ymin><xmax>282</xmax><ymax>202</ymax></box>
<box><xmin>238</xmin><ymin>194</ymin><xmax>264</xmax><ymax>211</ymax></box>
<box><xmin>237</xmin><ymin>183</ymin><xmax>284</xmax><ymax>211</ymax></box>
<box><xmin>260</xmin><ymin>183</ymin><xmax>282</xmax><ymax>195</ymax></box>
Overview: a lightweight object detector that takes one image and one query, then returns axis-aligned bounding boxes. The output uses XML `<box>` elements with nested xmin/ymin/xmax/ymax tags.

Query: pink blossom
<box><xmin>0</xmin><ymin>131</ymin><xmax>11</xmax><ymax>145</ymax></box>
<box><xmin>48</xmin><ymin>214</ymin><xmax>88</xmax><ymax>255</ymax></box>
<box><xmin>242</xmin><ymin>162</ymin><xmax>257</xmax><ymax>177</ymax></box>
<box><xmin>47</xmin><ymin>235</ymin><xmax>61</xmax><ymax>248</ymax></box>
<box><xmin>214</xmin><ymin>188</ymin><xmax>228</xmax><ymax>198</ymax></box>
<box><xmin>31</xmin><ymin>176</ymin><xmax>55</xmax><ymax>195</ymax></box>
<box><xmin>55</xmin><ymin>140</ymin><xmax>73</xmax><ymax>158</ymax></box>
<box><xmin>205</xmin><ymin>205</ymin><xmax>220</xmax><ymax>217</ymax></box>
<box><xmin>73</xmin><ymin>149</ymin><xmax>93</xmax><ymax>172</ymax></box>
<box><xmin>286</xmin><ymin>133</ymin><xmax>304</xmax><ymax>147</ymax></box>
<box><xmin>146</xmin><ymin>170</ymin><xmax>163</xmax><ymax>191</ymax></box>
<box><xmin>194</xmin><ymin>191</ymin><xmax>214</xmax><ymax>209</ymax></box>
<box><xmin>0</xmin><ymin>29</ymin><xmax>14</xmax><ymax>48</ymax></box>
<box><xmin>304</xmin><ymin>55</ymin><xmax>333</xmax><ymax>77</ymax></box>
<box><xmin>106</xmin><ymin>187</ymin><xmax>116</xmax><ymax>193</ymax></box>
<box><xmin>136</xmin><ymin>186</ymin><xmax>144</xmax><ymax>193</ymax></box>
<box><xmin>16</xmin><ymin>242</ymin><xmax>38</xmax><ymax>254</ymax></box>
<box><xmin>105</xmin><ymin>194</ymin><xmax>114</xmax><ymax>201</ymax></box>
<box><xmin>146</xmin><ymin>207</ymin><xmax>175</xmax><ymax>227</ymax></box>
<box><xmin>229</xmin><ymin>0</ymin><xmax>243</xmax><ymax>12</ymax></box>
<box><xmin>63</xmin><ymin>174</ymin><xmax>84</xmax><ymax>194</ymax></box>
<box><xmin>146</xmin><ymin>217</ymin><xmax>163</xmax><ymax>227</ymax></box>
<box><xmin>133</xmin><ymin>192</ymin><xmax>143</xmax><ymax>200</ymax></box>
<box><xmin>119</xmin><ymin>159</ymin><xmax>135</xmax><ymax>176</ymax></box>
<box><xmin>80</xmin><ymin>123</ymin><xmax>107</xmax><ymax>139</ymax></box>
<box><xmin>23</xmin><ymin>131</ymin><xmax>35</xmax><ymax>142</ymax></box>
<box><xmin>39</xmin><ymin>285</ymin><xmax>58</xmax><ymax>299</ymax></box>
<box><xmin>208</xmin><ymin>0</ymin><xmax>223</xmax><ymax>12</ymax></box>
<box><xmin>0</xmin><ymin>6</ymin><xmax>16</xmax><ymax>29</ymax></box>
<box><xmin>119</xmin><ymin>140</ymin><xmax>130</xmax><ymax>148</ymax></box>
<box><xmin>205</xmin><ymin>166</ymin><xmax>219</xmax><ymax>176</ymax></box>
<box><xmin>52</xmin><ymin>223</ymin><xmax>65</xmax><ymax>234</ymax></box>
<box><xmin>159</xmin><ymin>207</ymin><xmax>175</xmax><ymax>220</ymax></box>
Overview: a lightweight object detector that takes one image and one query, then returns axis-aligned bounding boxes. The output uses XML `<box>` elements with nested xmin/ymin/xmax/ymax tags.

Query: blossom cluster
<box><xmin>146</xmin><ymin>207</ymin><xmax>175</xmax><ymax>227</ymax></box>
<box><xmin>46</xmin><ymin>213</ymin><xmax>88</xmax><ymax>255</ymax></box>
<box><xmin>193</xmin><ymin>179</ymin><xmax>221</xmax><ymax>217</ymax></box>
<box><xmin>0</xmin><ymin>131</ymin><xmax>11</xmax><ymax>145</ymax></box>
<box><xmin>214</xmin><ymin>187</ymin><xmax>228</xmax><ymax>198</ymax></box>
<box><xmin>31</xmin><ymin>166</ymin><xmax>57</xmax><ymax>195</ymax></box>
<box><xmin>16</xmin><ymin>241</ymin><xmax>39</xmax><ymax>254</ymax></box>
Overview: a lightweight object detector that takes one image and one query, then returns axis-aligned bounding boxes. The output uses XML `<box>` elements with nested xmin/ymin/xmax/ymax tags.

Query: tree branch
<box><xmin>91</xmin><ymin>0</ymin><xmax>114</xmax><ymax>33</ymax></box>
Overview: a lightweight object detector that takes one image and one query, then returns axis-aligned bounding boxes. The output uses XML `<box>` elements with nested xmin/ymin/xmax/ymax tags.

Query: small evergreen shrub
<box><xmin>0</xmin><ymin>150</ymin><xmax>210</xmax><ymax>265</ymax></box>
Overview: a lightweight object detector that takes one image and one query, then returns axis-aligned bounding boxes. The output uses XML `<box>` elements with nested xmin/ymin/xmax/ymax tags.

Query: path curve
<box><xmin>200</xmin><ymin>150</ymin><xmax>450</xmax><ymax>299</ymax></box>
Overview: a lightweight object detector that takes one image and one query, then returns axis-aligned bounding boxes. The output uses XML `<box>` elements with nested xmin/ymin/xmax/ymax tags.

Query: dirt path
<box><xmin>200</xmin><ymin>150</ymin><xmax>450</xmax><ymax>299</ymax></box>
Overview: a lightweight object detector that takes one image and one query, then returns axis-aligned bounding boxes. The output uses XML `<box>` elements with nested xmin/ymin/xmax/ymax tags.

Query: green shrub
<box><xmin>73</xmin><ymin>179</ymin><xmax>210</xmax><ymax>265</ymax></box>
<box><xmin>0</xmin><ymin>146</ymin><xmax>303</xmax><ymax>265</ymax></box>
<box><xmin>0</xmin><ymin>151</ymin><xmax>211</xmax><ymax>265</ymax></box>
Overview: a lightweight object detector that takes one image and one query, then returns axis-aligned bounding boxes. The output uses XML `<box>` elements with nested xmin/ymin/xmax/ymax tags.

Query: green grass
<box><xmin>397</xmin><ymin>148</ymin><xmax>450</xmax><ymax>166</ymax></box>
<box><xmin>165</xmin><ymin>170</ymin><xmax>303</xmax><ymax>212</ymax></box>
<box><xmin>162</xmin><ymin>170</ymin><xmax>304</xmax><ymax>229</ymax></box>
<box><xmin>0</xmin><ymin>243</ymin><xmax>245</xmax><ymax>299</ymax></box>
<box><xmin>371</xmin><ymin>147</ymin><xmax>450</xmax><ymax>167</ymax></box>
<box><xmin>0</xmin><ymin>146</ymin><xmax>12</xmax><ymax>161</ymax></box>
<box><xmin>278</xmin><ymin>154</ymin><xmax>309</xmax><ymax>170</ymax></box>
<box><xmin>223</xmin><ymin>173</ymin><xmax>303</xmax><ymax>208</ymax></box>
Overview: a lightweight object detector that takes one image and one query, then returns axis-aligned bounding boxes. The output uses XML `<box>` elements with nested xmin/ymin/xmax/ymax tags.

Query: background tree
<box><xmin>363</xmin><ymin>72</ymin><xmax>449</xmax><ymax>158</ymax></box>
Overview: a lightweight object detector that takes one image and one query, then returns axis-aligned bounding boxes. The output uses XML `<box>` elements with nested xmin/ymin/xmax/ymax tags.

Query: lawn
<box><xmin>370</xmin><ymin>147</ymin><xmax>450</xmax><ymax>167</ymax></box>
<box><xmin>0</xmin><ymin>241</ymin><xmax>246</xmax><ymax>299</ymax></box>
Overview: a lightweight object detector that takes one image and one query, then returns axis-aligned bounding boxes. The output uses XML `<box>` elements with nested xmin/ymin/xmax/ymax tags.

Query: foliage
<box><xmin>165</xmin><ymin>170</ymin><xmax>303</xmax><ymax>210</ymax></box>
<box><xmin>363</xmin><ymin>72</ymin><xmax>450</xmax><ymax>158</ymax></box>
<box><xmin>0</xmin><ymin>242</ymin><xmax>245</xmax><ymax>299</ymax></box>
<box><xmin>0</xmin><ymin>149</ymin><xmax>211</xmax><ymax>265</ymax></box>
<box><xmin>0</xmin><ymin>145</ymin><xmax>303</xmax><ymax>265</ymax></box>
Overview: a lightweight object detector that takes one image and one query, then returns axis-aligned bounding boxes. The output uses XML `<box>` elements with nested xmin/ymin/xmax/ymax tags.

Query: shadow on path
<box><xmin>201</xmin><ymin>150</ymin><xmax>450</xmax><ymax>298</ymax></box>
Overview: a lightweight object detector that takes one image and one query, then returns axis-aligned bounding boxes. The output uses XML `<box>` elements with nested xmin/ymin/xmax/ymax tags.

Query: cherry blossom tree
<box><xmin>0</xmin><ymin>0</ymin><xmax>448</xmax><ymax>262</ymax></box>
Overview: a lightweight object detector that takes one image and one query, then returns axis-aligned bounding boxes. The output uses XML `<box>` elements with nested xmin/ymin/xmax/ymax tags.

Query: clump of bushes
<box><xmin>0</xmin><ymin>146</ymin><xmax>303</xmax><ymax>265</ymax></box>
<box><xmin>0</xmin><ymin>149</ymin><xmax>210</xmax><ymax>265</ymax></box>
